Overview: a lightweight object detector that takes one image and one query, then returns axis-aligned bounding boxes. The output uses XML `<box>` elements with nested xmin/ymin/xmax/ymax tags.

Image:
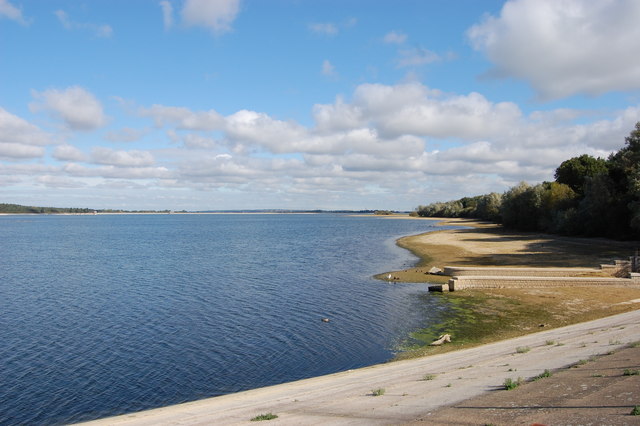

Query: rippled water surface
<box><xmin>0</xmin><ymin>214</ymin><xmax>453</xmax><ymax>425</ymax></box>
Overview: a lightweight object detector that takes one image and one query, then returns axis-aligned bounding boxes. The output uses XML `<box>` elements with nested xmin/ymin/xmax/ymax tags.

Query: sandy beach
<box><xmin>80</xmin><ymin>218</ymin><xmax>640</xmax><ymax>425</ymax></box>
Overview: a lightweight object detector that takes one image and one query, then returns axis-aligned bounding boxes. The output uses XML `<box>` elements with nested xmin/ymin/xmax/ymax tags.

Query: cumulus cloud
<box><xmin>53</xmin><ymin>144</ymin><xmax>88</xmax><ymax>162</ymax></box>
<box><xmin>36</xmin><ymin>80</ymin><xmax>632</xmax><ymax>209</ymax></box>
<box><xmin>181</xmin><ymin>0</ymin><xmax>240</xmax><ymax>35</ymax></box>
<box><xmin>312</xmin><ymin>96</ymin><xmax>365</xmax><ymax>133</ymax></box>
<box><xmin>468</xmin><ymin>0</ymin><xmax>640</xmax><ymax>99</ymax></box>
<box><xmin>383</xmin><ymin>30</ymin><xmax>407</xmax><ymax>44</ymax></box>
<box><xmin>225</xmin><ymin>110</ymin><xmax>307</xmax><ymax>153</ymax></box>
<box><xmin>340</xmin><ymin>82</ymin><xmax>522</xmax><ymax>140</ymax></box>
<box><xmin>30</xmin><ymin>86</ymin><xmax>107</xmax><ymax>131</ymax></box>
<box><xmin>91</xmin><ymin>147</ymin><xmax>155</xmax><ymax>167</ymax></box>
<box><xmin>0</xmin><ymin>143</ymin><xmax>45</xmax><ymax>160</ymax></box>
<box><xmin>140</xmin><ymin>104</ymin><xmax>224</xmax><ymax>130</ymax></box>
<box><xmin>0</xmin><ymin>107</ymin><xmax>52</xmax><ymax>146</ymax></box>
<box><xmin>0</xmin><ymin>0</ymin><xmax>27</xmax><ymax>25</ymax></box>
<box><xmin>54</xmin><ymin>9</ymin><xmax>113</xmax><ymax>38</ymax></box>
<box><xmin>105</xmin><ymin>127</ymin><xmax>146</xmax><ymax>143</ymax></box>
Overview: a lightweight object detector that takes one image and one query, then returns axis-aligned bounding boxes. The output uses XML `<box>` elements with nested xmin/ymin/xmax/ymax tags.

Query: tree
<box><xmin>554</xmin><ymin>154</ymin><xmax>608</xmax><ymax>194</ymax></box>
<box><xmin>475</xmin><ymin>192</ymin><xmax>502</xmax><ymax>222</ymax></box>
<box><xmin>500</xmin><ymin>182</ymin><xmax>544</xmax><ymax>231</ymax></box>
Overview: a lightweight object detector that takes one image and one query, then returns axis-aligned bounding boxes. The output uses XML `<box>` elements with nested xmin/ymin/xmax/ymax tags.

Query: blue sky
<box><xmin>2</xmin><ymin>0</ymin><xmax>640</xmax><ymax>211</ymax></box>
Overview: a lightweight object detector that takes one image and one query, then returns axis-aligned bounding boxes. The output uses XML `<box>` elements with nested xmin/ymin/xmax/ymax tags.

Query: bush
<box><xmin>251</xmin><ymin>413</ymin><xmax>278</xmax><ymax>421</ymax></box>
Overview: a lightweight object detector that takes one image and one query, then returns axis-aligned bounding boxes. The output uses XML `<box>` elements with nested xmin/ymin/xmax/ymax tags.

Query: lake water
<box><xmin>0</xmin><ymin>214</ymin><xmax>455</xmax><ymax>425</ymax></box>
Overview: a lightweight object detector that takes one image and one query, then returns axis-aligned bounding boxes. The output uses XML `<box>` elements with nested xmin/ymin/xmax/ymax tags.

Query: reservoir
<box><xmin>0</xmin><ymin>214</ymin><xmax>454</xmax><ymax>425</ymax></box>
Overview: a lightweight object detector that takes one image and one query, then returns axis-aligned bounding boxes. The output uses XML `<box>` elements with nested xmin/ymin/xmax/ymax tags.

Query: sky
<box><xmin>2</xmin><ymin>0</ymin><xmax>640</xmax><ymax>211</ymax></box>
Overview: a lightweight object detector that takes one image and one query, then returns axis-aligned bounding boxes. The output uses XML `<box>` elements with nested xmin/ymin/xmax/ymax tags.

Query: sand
<box><xmin>78</xmin><ymin>217</ymin><xmax>640</xmax><ymax>425</ymax></box>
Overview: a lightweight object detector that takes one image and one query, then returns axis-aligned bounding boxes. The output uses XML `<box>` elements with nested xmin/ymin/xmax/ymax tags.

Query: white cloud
<box><xmin>140</xmin><ymin>104</ymin><xmax>224</xmax><ymax>130</ymax></box>
<box><xmin>105</xmin><ymin>127</ymin><xmax>146</xmax><ymax>143</ymax></box>
<box><xmin>396</xmin><ymin>47</ymin><xmax>442</xmax><ymax>68</ymax></box>
<box><xmin>91</xmin><ymin>147</ymin><xmax>155</xmax><ymax>167</ymax></box>
<box><xmin>0</xmin><ymin>107</ymin><xmax>52</xmax><ymax>146</ymax></box>
<box><xmin>12</xmin><ymin>80</ymin><xmax>632</xmax><ymax>210</ymax></box>
<box><xmin>468</xmin><ymin>0</ymin><xmax>640</xmax><ymax>99</ymax></box>
<box><xmin>308</xmin><ymin>22</ymin><xmax>338</xmax><ymax>36</ymax></box>
<box><xmin>63</xmin><ymin>162</ymin><xmax>171</xmax><ymax>180</ymax></box>
<box><xmin>321</xmin><ymin>59</ymin><xmax>337</xmax><ymax>77</ymax></box>
<box><xmin>54</xmin><ymin>9</ymin><xmax>113</xmax><ymax>38</ymax></box>
<box><xmin>37</xmin><ymin>175</ymin><xmax>86</xmax><ymax>189</ymax></box>
<box><xmin>179</xmin><ymin>133</ymin><xmax>219</xmax><ymax>149</ymax></box>
<box><xmin>344</xmin><ymin>82</ymin><xmax>522</xmax><ymax>140</ymax></box>
<box><xmin>312</xmin><ymin>96</ymin><xmax>365</xmax><ymax>133</ymax></box>
<box><xmin>383</xmin><ymin>30</ymin><xmax>407</xmax><ymax>44</ymax></box>
<box><xmin>159</xmin><ymin>0</ymin><xmax>174</xmax><ymax>30</ymax></box>
<box><xmin>0</xmin><ymin>0</ymin><xmax>26</xmax><ymax>25</ymax></box>
<box><xmin>225</xmin><ymin>110</ymin><xmax>307</xmax><ymax>153</ymax></box>
<box><xmin>0</xmin><ymin>143</ymin><xmax>45</xmax><ymax>159</ymax></box>
<box><xmin>30</xmin><ymin>86</ymin><xmax>107</xmax><ymax>131</ymax></box>
<box><xmin>53</xmin><ymin>144</ymin><xmax>88</xmax><ymax>162</ymax></box>
<box><xmin>181</xmin><ymin>0</ymin><xmax>240</xmax><ymax>35</ymax></box>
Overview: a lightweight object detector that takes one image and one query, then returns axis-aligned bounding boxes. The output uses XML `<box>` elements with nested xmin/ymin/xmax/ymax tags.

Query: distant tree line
<box><xmin>415</xmin><ymin>122</ymin><xmax>640</xmax><ymax>240</ymax></box>
<box><xmin>0</xmin><ymin>203</ymin><xmax>93</xmax><ymax>214</ymax></box>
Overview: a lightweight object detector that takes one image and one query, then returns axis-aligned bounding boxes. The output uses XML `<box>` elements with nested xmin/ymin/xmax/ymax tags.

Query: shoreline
<box><xmin>80</xmin><ymin>310</ymin><xmax>640</xmax><ymax>425</ymax></box>
<box><xmin>78</xmin><ymin>216</ymin><xmax>640</xmax><ymax>424</ymax></box>
<box><xmin>381</xmin><ymin>217</ymin><xmax>640</xmax><ymax>358</ymax></box>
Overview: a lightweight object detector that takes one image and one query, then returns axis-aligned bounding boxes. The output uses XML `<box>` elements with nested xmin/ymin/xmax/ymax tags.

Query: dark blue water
<box><xmin>0</xmin><ymin>214</ymin><xmax>453</xmax><ymax>425</ymax></box>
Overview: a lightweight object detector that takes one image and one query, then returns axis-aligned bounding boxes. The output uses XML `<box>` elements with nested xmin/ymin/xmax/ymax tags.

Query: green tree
<box><xmin>475</xmin><ymin>192</ymin><xmax>502</xmax><ymax>222</ymax></box>
<box><xmin>500</xmin><ymin>182</ymin><xmax>544</xmax><ymax>231</ymax></box>
<box><xmin>554</xmin><ymin>154</ymin><xmax>608</xmax><ymax>194</ymax></box>
<box><xmin>607</xmin><ymin>122</ymin><xmax>640</xmax><ymax>238</ymax></box>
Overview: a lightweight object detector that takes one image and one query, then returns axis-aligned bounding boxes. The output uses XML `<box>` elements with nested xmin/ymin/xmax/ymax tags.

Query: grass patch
<box><xmin>503</xmin><ymin>377</ymin><xmax>523</xmax><ymax>390</ymax></box>
<box><xmin>623</xmin><ymin>369</ymin><xmax>640</xmax><ymax>376</ymax></box>
<box><xmin>545</xmin><ymin>340</ymin><xmax>556</xmax><ymax>346</ymax></box>
<box><xmin>422</xmin><ymin>374</ymin><xmax>436</xmax><ymax>381</ymax></box>
<box><xmin>515</xmin><ymin>346</ymin><xmax>530</xmax><ymax>354</ymax></box>
<box><xmin>393</xmin><ymin>285</ymin><xmax>640</xmax><ymax>361</ymax></box>
<box><xmin>532</xmin><ymin>369</ymin><xmax>552</xmax><ymax>380</ymax></box>
<box><xmin>251</xmin><ymin>413</ymin><xmax>278</xmax><ymax>421</ymax></box>
<box><xmin>371</xmin><ymin>388</ymin><xmax>385</xmax><ymax>396</ymax></box>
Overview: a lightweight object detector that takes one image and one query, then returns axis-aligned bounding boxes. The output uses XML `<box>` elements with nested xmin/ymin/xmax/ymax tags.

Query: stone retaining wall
<box><xmin>437</xmin><ymin>259</ymin><xmax>640</xmax><ymax>291</ymax></box>
<box><xmin>443</xmin><ymin>266</ymin><xmax>602</xmax><ymax>278</ymax></box>
<box><xmin>448</xmin><ymin>275</ymin><xmax>635</xmax><ymax>291</ymax></box>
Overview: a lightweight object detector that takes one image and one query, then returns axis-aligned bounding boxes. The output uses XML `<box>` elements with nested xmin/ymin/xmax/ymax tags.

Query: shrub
<box><xmin>251</xmin><ymin>413</ymin><xmax>278</xmax><ymax>421</ymax></box>
<box><xmin>503</xmin><ymin>377</ymin><xmax>523</xmax><ymax>390</ymax></box>
<box><xmin>532</xmin><ymin>369</ymin><xmax>552</xmax><ymax>380</ymax></box>
<box><xmin>371</xmin><ymin>388</ymin><xmax>385</xmax><ymax>396</ymax></box>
